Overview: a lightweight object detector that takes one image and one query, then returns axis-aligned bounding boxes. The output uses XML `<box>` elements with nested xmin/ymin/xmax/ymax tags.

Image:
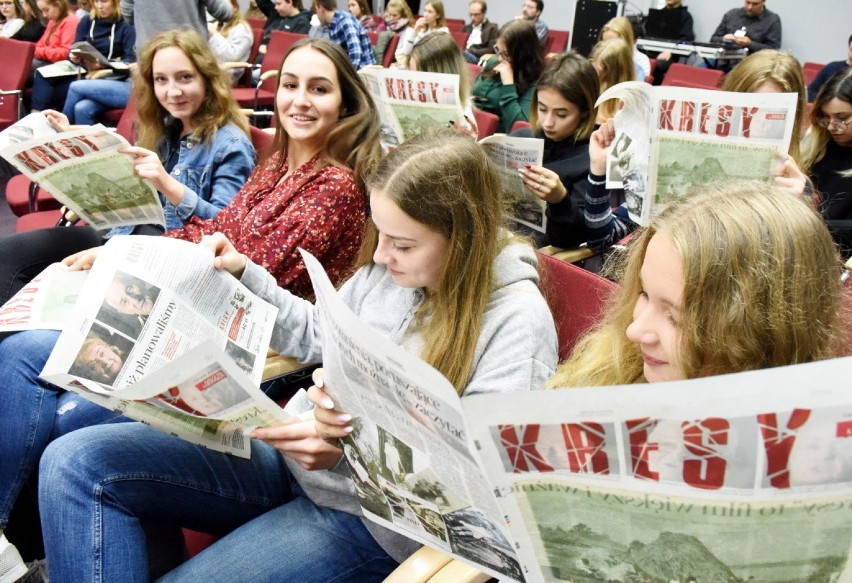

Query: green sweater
<box><xmin>471</xmin><ymin>58</ymin><xmax>534</xmax><ymax>134</ymax></box>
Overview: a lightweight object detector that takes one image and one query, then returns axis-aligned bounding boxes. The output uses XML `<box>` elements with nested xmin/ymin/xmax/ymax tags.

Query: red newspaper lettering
<box><xmin>416</xmin><ymin>80</ymin><xmax>427</xmax><ymax>102</ymax></box>
<box><xmin>678</xmin><ymin>101</ymin><xmax>695</xmax><ymax>132</ymax></box>
<box><xmin>626</xmin><ymin>418</ymin><xmax>658</xmax><ymax>480</ymax></box>
<box><xmin>682</xmin><ymin>418</ymin><xmax>729</xmax><ymax>490</ymax></box>
<box><xmin>561</xmin><ymin>422</ymin><xmax>610</xmax><ymax>474</ymax></box>
<box><xmin>498</xmin><ymin>424</ymin><xmax>554</xmax><ymax>473</ymax></box>
<box><xmin>837</xmin><ymin>420</ymin><xmax>852</xmax><ymax>438</ymax></box>
<box><xmin>699</xmin><ymin>102</ymin><xmax>712</xmax><ymax>134</ymax></box>
<box><xmin>740</xmin><ymin>107</ymin><xmax>758</xmax><ymax>138</ymax></box>
<box><xmin>56</xmin><ymin>138</ymin><xmax>86</xmax><ymax>158</ymax></box>
<box><xmin>72</xmin><ymin>135</ymin><xmax>102</xmax><ymax>152</ymax></box>
<box><xmin>14</xmin><ymin>151</ymin><xmax>46</xmax><ymax>172</ymax></box>
<box><xmin>658</xmin><ymin>100</ymin><xmax>675</xmax><ymax>130</ymax></box>
<box><xmin>429</xmin><ymin>81</ymin><xmax>439</xmax><ymax>102</ymax></box>
<box><xmin>384</xmin><ymin>78</ymin><xmax>399</xmax><ymax>99</ymax></box>
<box><xmin>32</xmin><ymin>146</ymin><xmax>60</xmax><ymax>167</ymax></box>
<box><xmin>715</xmin><ymin>105</ymin><xmax>732</xmax><ymax>137</ymax></box>
<box><xmin>0</xmin><ymin>315</ymin><xmax>29</xmax><ymax>325</ymax></box>
<box><xmin>196</xmin><ymin>370</ymin><xmax>226</xmax><ymax>391</ymax></box>
<box><xmin>758</xmin><ymin>408</ymin><xmax>811</xmax><ymax>489</ymax></box>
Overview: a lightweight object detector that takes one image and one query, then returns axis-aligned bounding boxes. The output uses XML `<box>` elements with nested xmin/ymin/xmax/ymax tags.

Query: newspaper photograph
<box><xmin>358</xmin><ymin>67</ymin><xmax>464</xmax><ymax>150</ymax></box>
<box><xmin>0</xmin><ymin>263</ymin><xmax>89</xmax><ymax>332</ymax></box>
<box><xmin>598</xmin><ymin>82</ymin><xmax>798</xmax><ymax>225</ymax></box>
<box><xmin>0</xmin><ymin>123</ymin><xmax>165</xmax><ymax>230</ymax></box>
<box><xmin>39</xmin><ymin>236</ymin><xmax>282</xmax><ymax>456</ymax></box>
<box><xmin>0</xmin><ymin>112</ymin><xmax>58</xmax><ymax>150</ymax></box>
<box><xmin>479</xmin><ymin>134</ymin><xmax>546</xmax><ymax>234</ymax></box>
<box><xmin>301</xmin><ymin>250</ymin><xmax>525</xmax><ymax>582</ymax></box>
<box><xmin>464</xmin><ymin>357</ymin><xmax>852</xmax><ymax>582</ymax></box>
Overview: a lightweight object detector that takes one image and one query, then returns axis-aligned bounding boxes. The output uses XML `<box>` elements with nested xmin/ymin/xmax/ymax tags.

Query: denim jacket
<box><xmin>108</xmin><ymin>122</ymin><xmax>255</xmax><ymax>237</ymax></box>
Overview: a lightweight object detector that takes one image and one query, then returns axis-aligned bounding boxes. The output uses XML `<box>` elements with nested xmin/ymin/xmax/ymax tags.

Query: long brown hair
<box><xmin>134</xmin><ymin>30</ymin><xmax>249</xmax><ymax>150</ymax></box>
<box><xmin>530</xmin><ymin>52</ymin><xmax>599</xmax><ymax>142</ymax></box>
<box><xmin>357</xmin><ymin>129</ymin><xmax>509</xmax><ymax>394</ymax></box>
<box><xmin>41</xmin><ymin>0</ymin><xmax>69</xmax><ymax>42</ymax></box>
<box><xmin>270</xmin><ymin>38</ymin><xmax>383</xmax><ymax>187</ymax></box>
<box><xmin>486</xmin><ymin>19</ymin><xmax>544</xmax><ymax>97</ymax></box>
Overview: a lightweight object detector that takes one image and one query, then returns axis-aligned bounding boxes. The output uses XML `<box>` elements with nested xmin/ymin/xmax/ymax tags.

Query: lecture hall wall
<box><xmin>236</xmin><ymin>0</ymin><xmax>850</xmax><ymax>66</ymax></box>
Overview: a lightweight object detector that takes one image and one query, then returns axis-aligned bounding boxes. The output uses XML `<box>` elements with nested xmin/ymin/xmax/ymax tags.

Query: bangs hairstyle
<box><xmin>531</xmin><ymin>52</ymin><xmax>599</xmax><ymax>142</ymax></box>
<box><xmin>350</xmin><ymin>0</ymin><xmax>371</xmax><ymax>16</ymax></box>
<box><xmin>410</xmin><ymin>32</ymin><xmax>469</xmax><ymax>103</ymax></box>
<box><xmin>6</xmin><ymin>0</ymin><xmax>24</xmax><ymax>18</ymax></box>
<box><xmin>424</xmin><ymin>0</ymin><xmax>445</xmax><ymax>27</ymax></box>
<box><xmin>385</xmin><ymin>0</ymin><xmax>414</xmax><ymax>25</ymax></box>
<box><xmin>270</xmin><ymin>38</ymin><xmax>382</xmax><ymax>186</ymax></box>
<box><xmin>803</xmin><ymin>67</ymin><xmax>852</xmax><ymax>171</ymax></box>
<box><xmin>91</xmin><ymin>0</ymin><xmax>120</xmax><ymax>19</ymax></box>
<box><xmin>134</xmin><ymin>29</ymin><xmax>249</xmax><ymax>150</ymax></box>
<box><xmin>357</xmin><ymin>129</ymin><xmax>508</xmax><ymax>394</ymax></box>
<box><xmin>599</xmin><ymin>16</ymin><xmax>635</xmax><ymax>46</ymax></box>
<box><xmin>549</xmin><ymin>180</ymin><xmax>845</xmax><ymax>388</ymax></box>
<box><xmin>497</xmin><ymin>19</ymin><xmax>545</xmax><ymax>97</ymax></box>
<box><xmin>722</xmin><ymin>50</ymin><xmax>806</xmax><ymax>170</ymax></box>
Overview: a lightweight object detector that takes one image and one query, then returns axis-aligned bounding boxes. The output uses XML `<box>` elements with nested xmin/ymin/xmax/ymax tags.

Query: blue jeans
<box><xmin>0</xmin><ymin>330</ymin><xmax>125</xmax><ymax>528</ymax></box>
<box><xmin>39</xmin><ymin>423</ymin><xmax>398</xmax><ymax>583</ymax></box>
<box><xmin>62</xmin><ymin>79</ymin><xmax>132</xmax><ymax>125</ymax></box>
<box><xmin>30</xmin><ymin>73</ymin><xmax>73</xmax><ymax>111</ymax></box>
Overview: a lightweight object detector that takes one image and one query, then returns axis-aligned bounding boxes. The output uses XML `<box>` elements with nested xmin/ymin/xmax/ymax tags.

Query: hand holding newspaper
<box><xmin>39</xmin><ymin>236</ymin><xmax>285</xmax><ymax>457</ymax></box>
<box><xmin>599</xmin><ymin>81</ymin><xmax>798</xmax><ymax>225</ymax></box>
<box><xmin>301</xmin><ymin>247</ymin><xmax>852</xmax><ymax>582</ymax></box>
<box><xmin>0</xmin><ymin>113</ymin><xmax>165</xmax><ymax>230</ymax></box>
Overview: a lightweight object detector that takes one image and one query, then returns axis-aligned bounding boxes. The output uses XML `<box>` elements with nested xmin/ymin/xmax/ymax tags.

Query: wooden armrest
<box><xmin>382</xmin><ymin>547</ymin><xmax>453</xmax><ymax>583</ymax></box>
<box><xmin>262</xmin><ymin>351</ymin><xmax>311</xmax><ymax>382</ymax></box>
<box><xmin>258</xmin><ymin>69</ymin><xmax>279</xmax><ymax>83</ymax></box>
<box><xmin>220</xmin><ymin>61</ymin><xmax>253</xmax><ymax>71</ymax></box>
<box><xmin>538</xmin><ymin>244</ymin><xmax>596</xmax><ymax>264</ymax></box>
<box><xmin>427</xmin><ymin>559</ymin><xmax>491</xmax><ymax>583</ymax></box>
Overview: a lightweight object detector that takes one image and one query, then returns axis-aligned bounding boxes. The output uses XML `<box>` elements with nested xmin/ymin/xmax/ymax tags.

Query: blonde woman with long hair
<box><xmin>550</xmin><ymin>180</ymin><xmax>846</xmax><ymax>389</ymax></box>
<box><xmin>600</xmin><ymin>15</ymin><xmax>649</xmax><ymax>80</ymax></box>
<box><xmin>590</xmin><ymin>37</ymin><xmax>634</xmax><ymax>122</ymax></box>
<box><xmin>394</xmin><ymin>0</ymin><xmax>448</xmax><ymax>68</ymax></box>
<box><xmin>39</xmin><ymin>129</ymin><xmax>557</xmax><ymax>581</ymax></box>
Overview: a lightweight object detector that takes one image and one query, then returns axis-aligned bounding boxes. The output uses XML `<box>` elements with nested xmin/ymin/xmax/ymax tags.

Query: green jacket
<box><xmin>471</xmin><ymin>57</ymin><xmax>534</xmax><ymax>133</ymax></box>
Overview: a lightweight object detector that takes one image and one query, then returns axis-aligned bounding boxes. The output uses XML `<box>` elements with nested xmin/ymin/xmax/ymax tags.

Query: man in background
<box><xmin>312</xmin><ymin>0</ymin><xmax>375</xmax><ymax>69</ymax></box>
<box><xmin>256</xmin><ymin>0</ymin><xmax>312</xmax><ymax>62</ymax></box>
<box><xmin>808</xmin><ymin>34</ymin><xmax>852</xmax><ymax>102</ymax></box>
<box><xmin>710</xmin><ymin>0</ymin><xmax>781</xmax><ymax>54</ymax></box>
<box><xmin>461</xmin><ymin>0</ymin><xmax>498</xmax><ymax>64</ymax></box>
<box><xmin>518</xmin><ymin>0</ymin><xmax>547</xmax><ymax>44</ymax></box>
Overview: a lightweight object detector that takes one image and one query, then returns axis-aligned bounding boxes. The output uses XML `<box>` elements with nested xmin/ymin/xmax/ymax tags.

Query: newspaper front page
<box><xmin>40</xmin><ymin>236</ymin><xmax>284</xmax><ymax>456</ymax></box>
<box><xmin>479</xmin><ymin>134</ymin><xmax>546</xmax><ymax>234</ymax></box>
<box><xmin>301</xmin><ymin>250</ymin><xmax>525</xmax><ymax>582</ymax></box>
<box><xmin>358</xmin><ymin>67</ymin><xmax>464</xmax><ymax>150</ymax></box>
<box><xmin>0</xmin><ymin>123</ymin><xmax>165</xmax><ymax>230</ymax></box>
<box><xmin>598</xmin><ymin>82</ymin><xmax>798</xmax><ymax>225</ymax></box>
<box><xmin>465</xmin><ymin>357</ymin><xmax>852</xmax><ymax>583</ymax></box>
<box><xmin>0</xmin><ymin>264</ymin><xmax>88</xmax><ymax>332</ymax></box>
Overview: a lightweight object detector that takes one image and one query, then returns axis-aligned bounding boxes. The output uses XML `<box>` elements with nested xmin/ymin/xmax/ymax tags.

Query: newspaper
<box><xmin>39</xmin><ymin>236</ymin><xmax>285</xmax><ymax>457</ymax></box>
<box><xmin>0</xmin><ymin>112</ymin><xmax>57</xmax><ymax>150</ymax></box>
<box><xmin>69</xmin><ymin>40</ymin><xmax>131</xmax><ymax>73</ymax></box>
<box><xmin>0</xmin><ymin>121</ymin><xmax>165</xmax><ymax>230</ymax></box>
<box><xmin>479</xmin><ymin>134</ymin><xmax>546</xmax><ymax>234</ymax></box>
<box><xmin>35</xmin><ymin>60</ymin><xmax>85</xmax><ymax>79</ymax></box>
<box><xmin>302</xmin><ymin>247</ymin><xmax>852</xmax><ymax>582</ymax></box>
<box><xmin>358</xmin><ymin>67</ymin><xmax>464</xmax><ymax>150</ymax></box>
<box><xmin>0</xmin><ymin>264</ymin><xmax>88</xmax><ymax>332</ymax></box>
<box><xmin>598</xmin><ymin>81</ymin><xmax>798</xmax><ymax>225</ymax></box>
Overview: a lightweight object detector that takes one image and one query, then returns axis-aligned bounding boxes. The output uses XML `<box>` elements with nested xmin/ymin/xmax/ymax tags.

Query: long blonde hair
<box><xmin>599</xmin><ymin>16</ymin><xmax>635</xmax><ymax>46</ymax></box>
<box><xmin>270</xmin><ymin>38</ymin><xmax>383</xmax><ymax>187</ymax></box>
<box><xmin>410</xmin><ymin>32</ymin><xmax>469</xmax><ymax>104</ymax></box>
<box><xmin>357</xmin><ymin>129</ymin><xmax>508</xmax><ymax>394</ymax></box>
<box><xmin>549</xmin><ymin>180</ymin><xmax>845</xmax><ymax>388</ymax></box>
<box><xmin>135</xmin><ymin>30</ymin><xmax>249</xmax><ymax>150</ymax></box>
<box><xmin>218</xmin><ymin>0</ymin><xmax>247</xmax><ymax>35</ymax></box>
<box><xmin>722</xmin><ymin>50</ymin><xmax>807</xmax><ymax>170</ymax></box>
<box><xmin>590</xmin><ymin>38</ymin><xmax>634</xmax><ymax>121</ymax></box>
<box><xmin>530</xmin><ymin>52</ymin><xmax>599</xmax><ymax>142</ymax></box>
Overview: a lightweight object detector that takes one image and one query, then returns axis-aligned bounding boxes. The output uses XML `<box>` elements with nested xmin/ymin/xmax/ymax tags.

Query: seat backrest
<box><xmin>537</xmin><ymin>252</ymin><xmax>618</xmax><ymax>360</ymax></box>
<box><xmin>450</xmin><ymin>31</ymin><xmax>469</xmax><ymax>51</ymax></box>
<box><xmin>472</xmin><ymin>108</ymin><xmax>498</xmax><ymax>140</ymax></box>
<box><xmin>661</xmin><ymin>63</ymin><xmax>724</xmax><ymax>89</ymax></box>
<box><xmin>465</xmin><ymin>62</ymin><xmax>482</xmax><ymax>88</ymax></box>
<box><xmin>249</xmin><ymin>125</ymin><xmax>274</xmax><ymax>158</ymax></box>
<box><xmin>510</xmin><ymin>119</ymin><xmax>530</xmax><ymax>133</ymax></box>
<box><xmin>0</xmin><ymin>37</ymin><xmax>35</xmax><ymax>91</ymax></box>
<box><xmin>238</xmin><ymin>27</ymin><xmax>264</xmax><ymax>87</ymax></box>
<box><xmin>545</xmin><ymin>29</ymin><xmax>570</xmax><ymax>54</ymax></box>
<box><xmin>245</xmin><ymin>16</ymin><xmax>266</xmax><ymax>31</ymax></box>
<box><xmin>382</xmin><ymin>34</ymin><xmax>400</xmax><ymax>68</ymax></box>
<box><xmin>802</xmin><ymin>61</ymin><xmax>825</xmax><ymax>87</ymax></box>
<box><xmin>445</xmin><ymin>18</ymin><xmax>465</xmax><ymax>32</ymax></box>
<box><xmin>116</xmin><ymin>94</ymin><xmax>138</xmax><ymax>143</ymax></box>
<box><xmin>261</xmin><ymin>31</ymin><xmax>307</xmax><ymax>92</ymax></box>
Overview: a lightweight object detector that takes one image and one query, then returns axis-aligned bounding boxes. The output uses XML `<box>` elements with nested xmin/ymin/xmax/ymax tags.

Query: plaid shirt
<box><xmin>328</xmin><ymin>10</ymin><xmax>375</xmax><ymax>69</ymax></box>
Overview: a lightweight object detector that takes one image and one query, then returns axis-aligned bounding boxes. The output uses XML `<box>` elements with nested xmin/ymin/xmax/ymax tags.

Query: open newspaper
<box><xmin>599</xmin><ymin>81</ymin><xmax>798</xmax><ymax>225</ymax></box>
<box><xmin>480</xmin><ymin>134</ymin><xmax>546</xmax><ymax>234</ymax></box>
<box><xmin>358</xmin><ymin>67</ymin><xmax>464</xmax><ymax>150</ymax></box>
<box><xmin>302</xmin><ymin>250</ymin><xmax>852</xmax><ymax>582</ymax></box>
<box><xmin>70</xmin><ymin>40</ymin><xmax>131</xmax><ymax>73</ymax></box>
<box><xmin>39</xmin><ymin>236</ymin><xmax>286</xmax><ymax>457</ymax></box>
<box><xmin>0</xmin><ymin>117</ymin><xmax>165</xmax><ymax>230</ymax></box>
<box><xmin>0</xmin><ymin>264</ymin><xmax>88</xmax><ymax>332</ymax></box>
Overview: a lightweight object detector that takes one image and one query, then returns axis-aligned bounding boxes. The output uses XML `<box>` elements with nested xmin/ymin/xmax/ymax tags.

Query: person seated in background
<box><xmin>472</xmin><ymin>20</ymin><xmax>544</xmax><ymax>134</ymax></box>
<box><xmin>208</xmin><ymin>0</ymin><xmax>253</xmax><ymax>85</ymax></box>
<box><xmin>709</xmin><ymin>0</ymin><xmax>781</xmax><ymax>55</ymax></box>
<box><xmin>646</xmin><ymin>0</ymin><xmax>696</xmax><ymax>85</ymax></box>
<box><xmin>808</xmin><ymin>34</ymin><xmax>851</xmax><ymax>102</ymax></box>
<box><xmin>517</xmin><ymin>0</ymin><xmax>546</xmax><ymax>44</ymax></box>
<box><xmin>71</xmin><ymin>0</ymin><xmax>88</xmax><ymax>17</ymax></box>
<box><xmin>0</xmin><ymin>0</ymin><xmax>26</xmax><ymax>37</ymax></box>
<box><xmin>600</xmin><ymin>16</ymin><xmax>649</xmax><ymax>81</ymax></box>
<box><xmin>461</xmin><ymin>0</ymin><xmax>498</xmax><ymax>64</ymax></box>
<box><xmin>30</xmin><ymin>0</ymin><xmax>135</xmax><ymax>113</ymax></box>
<box><xmin>394</xmin><ymin>0</ymin><xmax>447</xmax><ymax>69</ymax></box>
<box><xmin>10</xmin><ymin>0</ymin><xmax>45</xmax><ymax>42</ymax></box>
<box><xmin>347</xmin><ymin>0</ymin><xmax>381</xmax><ymax>32</ymax></box>
<box><xmin>589</xmin><ymin>37</ymin><xmax>634</xmax><ymax>122</ymax></box>
<box><xmin>802</xmin><ymin>68</ymin><xmax>852</xmax><ymax>256</ymax></box>
<box><xmin>254</xmin><ymin>0</ymin><xmax>310</xmax><ymax>64</ymax></box>
<box><xmin>30</xmin><ymin>0</ymin><xmax>79</xmax><ymax>83</ymax></box>
<box><xmin>377</xmin><ymin>0</ymin><xmax>412</xmax><ymax>35</ymax></box>
<box><xmin>549</xmin><ymin>179</ymin><xmax>846</xmax><ymax>389</ymax></box>
<box><xmin>311</xmin><ymin>0</ymin><xmax>374</xmax><ymax>69</ymax></box>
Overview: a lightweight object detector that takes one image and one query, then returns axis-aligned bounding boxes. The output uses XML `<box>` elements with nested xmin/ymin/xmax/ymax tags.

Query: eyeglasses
<box><xmin>492</xmin><ymin>45</ymin><xmax>506</xmax><ymax>57</ymax></box>
<box><xmin>816</xmin><ymin>116</ymin><xmax>850</xmax><ymax>131</ymax></box>
<box><xmin>0</xmin><ymin>2</ymin><xmax>16</xmax><ymax>6</ymax></box>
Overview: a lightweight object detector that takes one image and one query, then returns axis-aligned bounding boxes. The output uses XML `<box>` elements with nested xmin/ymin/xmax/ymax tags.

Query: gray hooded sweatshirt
<box><xmin>240</xmin><ymin>240</ymin><xmax>558</xmax><ymax>563</ymax></box>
